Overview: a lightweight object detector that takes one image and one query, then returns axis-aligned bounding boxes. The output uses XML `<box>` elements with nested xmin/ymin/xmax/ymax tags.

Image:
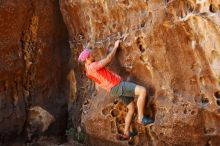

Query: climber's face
<box><xmin>85</xmin><ymin>54</ymin><xmax>95</xmax><ymax>64</ymax></box>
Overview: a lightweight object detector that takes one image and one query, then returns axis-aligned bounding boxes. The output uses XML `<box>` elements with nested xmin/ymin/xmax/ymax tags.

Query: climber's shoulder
<box><xmin>87</xmin><ymin>61</ymin><xmax>104</xmax><ymax>70</ymax></box>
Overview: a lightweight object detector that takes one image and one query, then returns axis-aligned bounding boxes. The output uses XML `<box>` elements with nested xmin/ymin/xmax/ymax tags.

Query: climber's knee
<box><xmin>135</xmin><ymin>85</ymin><xmax>147</xmax><ymax>97</ymax></box>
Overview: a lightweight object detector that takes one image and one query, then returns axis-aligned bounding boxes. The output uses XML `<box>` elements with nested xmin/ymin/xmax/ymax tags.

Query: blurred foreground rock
<box><xmin>0</xmin><ymin>0</ymin><xmax>71</xmax><ymax>144</ymax></box>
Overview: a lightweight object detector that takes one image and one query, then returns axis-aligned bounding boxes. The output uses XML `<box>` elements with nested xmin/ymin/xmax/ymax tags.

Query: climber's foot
<box><xmin>116</xmin><ymin>131</ymin><xmax>137</xmax><ymax>141</ymax></box>
<box><xmin>138</xmin><ymin>115</ymin><xmax>154</xmax><ymax>126</ymax></box>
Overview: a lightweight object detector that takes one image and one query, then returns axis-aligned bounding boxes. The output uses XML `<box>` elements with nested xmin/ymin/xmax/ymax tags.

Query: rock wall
<box><xmin>0</xmin><ymin>0</ymin><xmax>71</xmax><ymax>143</ymax></box>
<box><xmin>60</xmin><ymin>0</ymin><xmax>220</xmax><ymax>145</ymax></box>
<box><xmin>0</xmin><ymin>0</ymin><xmax>220</xmax><ymax>145</ymax></box>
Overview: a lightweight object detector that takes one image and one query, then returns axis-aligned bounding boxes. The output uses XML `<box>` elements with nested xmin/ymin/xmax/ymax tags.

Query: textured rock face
<box><xmin>60</xmin><ymin>0</ymin><xmax>220</xmax><ymax>145</ymax></box>
<box><xmin>0</xmin><ymin>0</ymin><xmax>70</xmax><ymax>143</ymax></box>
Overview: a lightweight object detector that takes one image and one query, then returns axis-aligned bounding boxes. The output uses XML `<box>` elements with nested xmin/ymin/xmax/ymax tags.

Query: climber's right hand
<box><xmin>100</xmin><ymin>40</ymin><xmax>120</xmax><ymax>67</ymax></box>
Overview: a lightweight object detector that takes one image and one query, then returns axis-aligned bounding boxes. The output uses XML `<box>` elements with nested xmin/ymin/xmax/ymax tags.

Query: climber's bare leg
<box><xmin>124</xmin><ymin>101</ymin><xmax>135</xmax><ymax>135</ymax></box>
<box><xmin>135</xmin><ymin>85</ymin><xmax>147</xmax><ymax>123</ymax></box>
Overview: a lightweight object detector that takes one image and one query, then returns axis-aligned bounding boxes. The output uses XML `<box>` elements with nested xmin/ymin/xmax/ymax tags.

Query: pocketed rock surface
<box><xmin>60</xmin><ymin>0</ymin><xmax>220</xmax><ymax>145</ymax></box>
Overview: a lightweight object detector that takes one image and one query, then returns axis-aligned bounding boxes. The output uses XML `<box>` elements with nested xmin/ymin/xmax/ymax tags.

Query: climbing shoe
<box><xmin>141</xmin><ymin>115</ymin><xmax>154</xmax><ymax>126</ymax></box>
<box><xmin>116</xmin><ymin>131</ymin><xmax>137</xmax><ymax>141</ymax></box>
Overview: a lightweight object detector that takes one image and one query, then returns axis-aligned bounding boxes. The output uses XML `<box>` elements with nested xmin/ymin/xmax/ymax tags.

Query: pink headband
<box><xmin>78</xmin><ymin>48</ymin><xmax>91</xmax><ymax>62</ymax></box>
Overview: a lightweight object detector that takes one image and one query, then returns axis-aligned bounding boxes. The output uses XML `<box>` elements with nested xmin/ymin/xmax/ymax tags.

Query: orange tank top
<box><xmin>85</xmin><ymin>61</ymin><xmax>121</xmax><ymax>91</ymax></box>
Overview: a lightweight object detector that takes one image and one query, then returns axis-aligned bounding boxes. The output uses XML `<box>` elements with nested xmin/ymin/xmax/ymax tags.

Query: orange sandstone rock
<box><xmin>60</xmin><ymin>0</ymin><xmax>220</xmax><ymax>145</ymax></box>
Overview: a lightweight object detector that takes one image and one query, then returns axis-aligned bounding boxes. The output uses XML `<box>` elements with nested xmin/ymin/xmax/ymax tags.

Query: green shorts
<box><xmin>110</xmin><ymin>81</ymin><xmax>136</xmax><ymax>105</ymax></box>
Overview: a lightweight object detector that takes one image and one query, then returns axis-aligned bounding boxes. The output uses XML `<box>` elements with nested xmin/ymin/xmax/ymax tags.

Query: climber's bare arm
<box><xmin>100</xmin><ymin>40</ymin><xmax>120</xmax><ymax>67</ymax></box>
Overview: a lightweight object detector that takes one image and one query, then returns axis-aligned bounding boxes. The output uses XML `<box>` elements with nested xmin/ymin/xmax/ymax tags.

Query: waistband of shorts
<box><xmin>110</xmin><ymin>81</ymin><xmax>123</xmax><ymax>91</ymax></box>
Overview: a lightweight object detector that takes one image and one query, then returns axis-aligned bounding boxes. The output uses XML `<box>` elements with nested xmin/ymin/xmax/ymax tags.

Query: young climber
<box><xmin>78</xmin><ymin>40</ymin><xmax>153</xmax><ymax>140</ymax></box>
